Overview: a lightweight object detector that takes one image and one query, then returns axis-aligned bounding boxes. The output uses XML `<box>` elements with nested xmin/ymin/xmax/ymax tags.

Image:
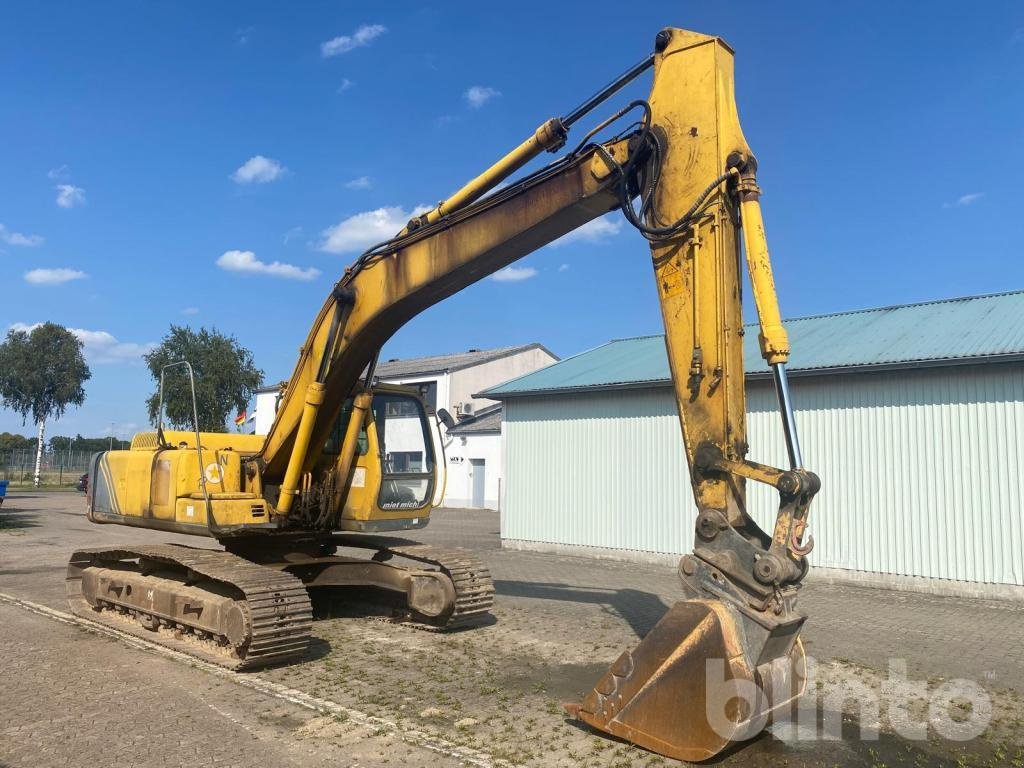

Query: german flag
<box><xmin>234</xmin><ymin>409</ymin><xmax>247</xmax><ymax>428</ymax></box>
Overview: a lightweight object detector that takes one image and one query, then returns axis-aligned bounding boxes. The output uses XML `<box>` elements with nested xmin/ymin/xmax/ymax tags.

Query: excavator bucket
<box><xmin>565</xmin><ymin>598</ymin><xmax>805</xmax><ymax>762</ymax></box>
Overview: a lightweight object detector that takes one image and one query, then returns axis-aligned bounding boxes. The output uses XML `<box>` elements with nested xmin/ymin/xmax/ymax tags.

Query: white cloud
<box><xmin>318</xmin><ymin>205</ymin><xmax>430</xmax><ymax>254</ymax></box>
<box><xmin>216</xmin><ymin>250</ymin><xmax>320</xmax><ymax>281</ymax></box>
<box><xmin>231</xmin><ymin>155</ymin><xmax>287</xmax><ymax>184</ymax></box>
<box><xmin>490</xmin><ymin>265</ymin><xmax>537</xmax><ymax>283</ymax></box>
<box><xmin>181</xmin><ymin>307</ymin><xmax>200</xmax><ymax>316</ymax></box>
<box><xmin>283</xmin><ymin>226</ymin><xmax>304</xmax><ymax>244</ymax></box>
<box><xmin>55</xmin><ymin>184</ymin><xmax>86</xmax><ymax>208</ymax></box>
<box><xmin>9</xmin><ymin>322</ymin><xmax>154</xmax><ymax>363</ymax></box>
<box><xmin>548</xmin><ymin>213</ymin><xmax>623</xmax><ymax>247</ymax></box>
<box><xmin>943</xmin><ymin>192</ymin><xmax>984</xmax><ymax>209</ymax></box>
<box><xmin>337</xmin><ymin>78</ymin><xmax>354</xmax><ymax>93</ymax></box>
<box><xmin>47</xmin><ymin>164</ymin><xmax>70</xmax><ymax>180</ymax></box>
<box><xmin>344</xmin><ymin>175</ymin><xmax>373</xmax><ymax>190</ymax></box>
<box><xmin>69</xmin><ymin>329</ymin><xmax>156</xmax><ymax>363</ymax></box>
<box><xmin>321</xmin><ymin>24</ymin><xmax>387</xmax><ymax>57</ymax></box>
<box><xmin>464</xmin><ymin>86</ymin><xmax>501</xmax><ymax>109</ymax></box>
<box><xmin>0</xmin><ymin>224</ymin><xmax>44</xmax><ymax>247</ymax></box>
<box><xmin>558</xmin><ymin>263</ymin><xmax>569</xmax><ymax>272</ymax></box>
<box><xmin>24</xmin><ymin>268</ymin><xmax>87</xmax><ymax>285</ymax></box>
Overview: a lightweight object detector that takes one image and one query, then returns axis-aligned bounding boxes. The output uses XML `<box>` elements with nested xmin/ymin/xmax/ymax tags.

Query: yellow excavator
<box><xmin>70</xmin><ymin>27</ymin><xmax>819</xmax><ymax>761</ymax></box>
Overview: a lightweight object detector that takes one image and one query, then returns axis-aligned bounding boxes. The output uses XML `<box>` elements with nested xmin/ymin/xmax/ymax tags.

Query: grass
<box><xmin>1</xmin><ymin>466</ymin><xmax>88</xmax><ymax>489</ymax></box>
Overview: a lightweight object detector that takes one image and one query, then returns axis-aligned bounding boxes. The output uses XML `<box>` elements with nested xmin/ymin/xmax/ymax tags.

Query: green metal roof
<box><xmin>483</xmin><ymin>291</ymin><xmax>1024</xmax><ymax>397</ymax></box>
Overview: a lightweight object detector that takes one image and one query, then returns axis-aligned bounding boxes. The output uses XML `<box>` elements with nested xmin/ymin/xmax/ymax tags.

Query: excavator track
<box><xmin>67</xmin><ymin>544</ymin><xmax>312</xmax><ymax>671</ymax></box>
<box><xmin>328</xmin><ymin>535</ymin><xmax>494</xmax><ymax>630</ymax></box>
<box><xmin>380</xmin><ymin>542</ymin><xmax>494</xmax><ymax>630</ymax></box>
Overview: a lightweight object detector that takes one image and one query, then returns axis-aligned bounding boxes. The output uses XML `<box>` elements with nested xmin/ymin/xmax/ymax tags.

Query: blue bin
<box><xmin>0</xmin><ymin>479</ymin><xmax>8</xmax><ymax>505</ymax></box>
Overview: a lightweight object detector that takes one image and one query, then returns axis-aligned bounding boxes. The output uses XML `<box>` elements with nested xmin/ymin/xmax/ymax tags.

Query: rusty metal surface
<box><xmin>329</xmin><ymin>536</ymin><xmax>495</xmax><ymax>629</ymax></box>
<box><xmin>378</xmin><ymin>542</ymin><xmax>495</xmax><ymax>629</ymax></box>
<box><xmin>78</xmin><ymin>565</ymin><xmax>250</xmax><ymax>647</ymax></box>
<box><xmin>231</xmin><ymin>533</ymin><xmax>496</xmax><ymax>630</ymax></box>
<box><xmin>566</xmin><ymin>598</ymin><xmax>805</xmax><ymax>762</ymax></box>
<box><xmin>67</xmin><ymin>544</ymin><xmax>312</xmax><ymax>670</ymax></box>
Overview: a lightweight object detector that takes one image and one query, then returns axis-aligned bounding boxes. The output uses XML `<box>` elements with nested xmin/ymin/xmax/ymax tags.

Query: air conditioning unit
<box><xmin>456</xmin><ymin>401</ymin><xmax>475</xmax><ymax>418</ymax></box>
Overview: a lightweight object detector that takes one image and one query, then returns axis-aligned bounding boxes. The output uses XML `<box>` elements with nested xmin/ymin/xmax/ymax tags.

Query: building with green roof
<box><xmin>481</xmin><ymin>291</ymin><xmax>1024</xmax><ymax>599</ymax></box>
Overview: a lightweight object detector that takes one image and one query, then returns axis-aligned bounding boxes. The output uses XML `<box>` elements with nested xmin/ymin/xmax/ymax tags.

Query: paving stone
<box><xmin>416</xmin><ymin>507</ymin><xmax>1024</xmax><ymax>695</ymax></box>
<box><xmin>3</xmin><ymin>491</ymin><xmax>1022</xmax><ymax>768</ymax></box>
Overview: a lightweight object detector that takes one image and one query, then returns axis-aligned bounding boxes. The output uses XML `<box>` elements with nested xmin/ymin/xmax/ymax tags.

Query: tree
<box><xmin>49</xmin><ymin>433</ymin><xmax>119</xmax><ymax>453</ymax></box>
<box><xmin>0</xmin><ymin>323</ymin><xmax>91</xmax><ymax>486</ymax></box>
<box><xmin>144</xmin><ymin>326</ymin><xmax>263</xmax><ymax>433</ymax></box>
<box><xmin>0</xmin><ymin>432</ymin><xmax>34</xmax><ymax>452</ymax></box>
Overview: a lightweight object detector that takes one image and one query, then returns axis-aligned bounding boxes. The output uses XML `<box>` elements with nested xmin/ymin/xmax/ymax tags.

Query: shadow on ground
<box><xmin>0</xmin><ymin>493</ymin><xmax>78</xmax><ymax>500</ymax></box>
<box><xmin>561</xmin><ymin>702</ymin><xmax>985</xmax><ymax>767</ymax></box>
<box><xmin>495</xmin><ymin>579</ymin><xmax>670</xmax><ymax>638</ymax></box>
<box><xmin>0</xmin><ymin>508</ymin><xmax>42</xmax><ymax>531</ymax></box>
<box><xmin>295</xmin><ymin>636</ymin><xmax>332</xmax><ymax>666</ymax></box>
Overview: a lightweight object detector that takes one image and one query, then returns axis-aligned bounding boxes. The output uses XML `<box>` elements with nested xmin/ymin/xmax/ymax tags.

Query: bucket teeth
<box><xmin>565</xmin><ymin>599</ymin><xmax>805</xmax><ymax>763</ymax></box>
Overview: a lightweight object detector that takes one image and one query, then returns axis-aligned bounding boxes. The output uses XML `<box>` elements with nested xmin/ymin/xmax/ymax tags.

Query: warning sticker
<box><xmin>658</xmin><ymin>258</ymin><xmax>685</xmax><ymax>298</ymax></box>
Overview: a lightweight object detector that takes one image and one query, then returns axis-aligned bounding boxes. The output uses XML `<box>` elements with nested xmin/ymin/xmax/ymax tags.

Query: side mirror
<box><xmin>436</xmin><ymin>408</ymin><xmax>457</xmax><ymax>431</ymax></box>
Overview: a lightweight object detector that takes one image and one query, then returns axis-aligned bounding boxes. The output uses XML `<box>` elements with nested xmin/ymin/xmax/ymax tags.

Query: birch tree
<box><xmin>0</xmin><ymin>323</ymin><xmax>90</xmax><ymax>486</ymax></box>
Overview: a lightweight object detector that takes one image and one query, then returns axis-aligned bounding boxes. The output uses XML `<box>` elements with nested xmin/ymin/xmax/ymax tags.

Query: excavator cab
<box><xmin>324</xmin><ymin>383</ymin><xmax>443</xmax><ymax>532</ymax></box>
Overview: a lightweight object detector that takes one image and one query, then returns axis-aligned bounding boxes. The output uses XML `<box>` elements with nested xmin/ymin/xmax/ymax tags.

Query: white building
<box><xmin>375</xmin><ymin>344</ymin><xmax>556</xmax><ymax>509</ymax></box>
<box><xmin>483</xmin><ymin>292</ymin><xmax>1024</xmax><ymax>601</ymax></box>
<box><xmin>252</xmin><ymin>388</ymin><xmax>281</xmax><ymax>437</ymax></box>
<box><xmin>252</xmin><ymin>344</ymin><xmax>557</xmax><ymax>509</ymax></box>
<box><xmin>439</xmin><ymin>404</ymin><xmax>502</xmax><ymax>509</ymax></box>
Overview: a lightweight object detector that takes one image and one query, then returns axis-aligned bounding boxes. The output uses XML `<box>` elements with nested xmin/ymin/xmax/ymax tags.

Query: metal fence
<box><xmin>0</xmin><ymin>448</ymin><xmax>97</xmax><ymax>486</ymax></box>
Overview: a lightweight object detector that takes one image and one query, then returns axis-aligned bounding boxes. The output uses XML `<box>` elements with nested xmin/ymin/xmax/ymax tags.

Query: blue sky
<box><xmin>1</xmin><ymin>1</ymin><xmax>1022</xmax><ymax>438</ymax></box>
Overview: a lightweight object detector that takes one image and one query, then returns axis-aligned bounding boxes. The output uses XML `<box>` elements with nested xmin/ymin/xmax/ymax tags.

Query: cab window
<box><xmin>323</xmin><ymin>398</ymin><xmax>368</xmax><ymax>456</ymax></box>
<box><xmin>372</xmin><ymin>393</ymin><xmax>435</xmax><ymax>510</ymax></box>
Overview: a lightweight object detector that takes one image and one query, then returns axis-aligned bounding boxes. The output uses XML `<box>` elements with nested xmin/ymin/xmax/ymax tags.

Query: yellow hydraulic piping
<box><xmin>731</xmin><ymin>153</ymin><xmax>804</xmax><ymax>467</ymax></box>
<box><xmin>277</xmin><ymin>382</ymin><xmax>326</xmax><ymax>515</ymax></box>
<box><xmin>407</xmin><ymin>52</ymin><xmax>654</xmax><ymax>231</ymax></box>
<box><xmin>408</xmin><ymin>119</ymin><xmax>567</xmax><ymax>230</ymax></box>
<box><xmin>334</xmin><ymin>390</ymin><xmax>372</xmax><ymax>497</ymax></box>
<box><xmin>733</xmin><ymin>158</ymin><xmax>789</xmax><ymax>366</ymax></box>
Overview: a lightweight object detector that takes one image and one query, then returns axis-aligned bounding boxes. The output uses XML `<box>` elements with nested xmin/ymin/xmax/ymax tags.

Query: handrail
<box><xmin>157</xmin><ymin>361</ymin><xmax>213</xmax><ymax>532</ymax></box>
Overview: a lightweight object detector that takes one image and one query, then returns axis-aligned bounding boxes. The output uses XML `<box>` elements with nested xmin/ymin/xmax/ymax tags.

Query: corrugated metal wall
<box><xmin>503</xmin><ymin>364</ymin><xmax>1024</xmax><ymax>586</ymax></box>
<box><xmin>504</xmin><ymin>390</ymin><xmax>694</xmax><ymax>555</ymax></box>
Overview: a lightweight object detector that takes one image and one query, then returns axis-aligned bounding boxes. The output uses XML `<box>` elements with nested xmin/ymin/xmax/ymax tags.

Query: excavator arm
<box><xmin>258</xmin><ymin>132</ymin><xmax>621</xmax><ymax>489</ymax></box>
<box><xmin>255</xmin><ymin>27</ymin><xmax>819</xmax><ymax>760</ymax></box>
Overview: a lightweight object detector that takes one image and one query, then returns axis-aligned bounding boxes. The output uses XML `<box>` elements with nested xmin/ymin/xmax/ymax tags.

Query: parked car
<box><xmin>76</xmin><ymin>473</ymin><xmax>89</xmax><ymax>493</ymax></box>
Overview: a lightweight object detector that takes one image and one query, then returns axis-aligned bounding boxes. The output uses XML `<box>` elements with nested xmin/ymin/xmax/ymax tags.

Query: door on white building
<box><xmin>470</xmin><ymin>459</ymin><xmax>485</xmax><ymax>508</ymax></box>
